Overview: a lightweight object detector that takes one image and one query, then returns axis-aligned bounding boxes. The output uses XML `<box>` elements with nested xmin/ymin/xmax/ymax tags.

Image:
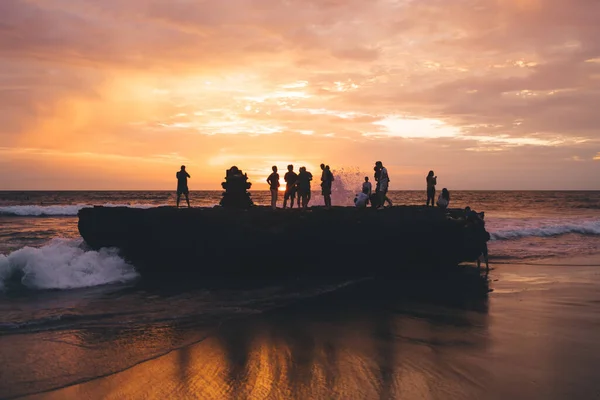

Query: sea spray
<box><xmin>0</xmin><ymin>238</ymin><xmax>138</xmax><ymax>290</ymax></box>
<box><xmin>309</xmin><ymin>166</ymin><xmax>368</xmax><ymax>206</ymax></box>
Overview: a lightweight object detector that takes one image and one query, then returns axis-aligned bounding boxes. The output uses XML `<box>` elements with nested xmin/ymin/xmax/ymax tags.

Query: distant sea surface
<box><xmin>2</xmin><ymin>190</ymin><xmax>600</xmax><ymax>260</ymax></box>
<box><xmin>1</xmin><ymin>189</ymin><xmax>600</xmax><ymax>399</ymax></box>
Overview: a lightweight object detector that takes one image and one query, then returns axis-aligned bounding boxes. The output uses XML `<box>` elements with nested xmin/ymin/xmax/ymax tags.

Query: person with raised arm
<box><xmin>426</xmin><ymin>170</ymin><xmax>437</xmax><ymax>207</ymax></box>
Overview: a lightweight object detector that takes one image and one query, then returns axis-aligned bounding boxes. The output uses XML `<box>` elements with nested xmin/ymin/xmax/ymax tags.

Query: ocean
<box><xmin>1</xmin><ymin>190</ymin><xmax>600</xmax><ymax>399</ymax></box>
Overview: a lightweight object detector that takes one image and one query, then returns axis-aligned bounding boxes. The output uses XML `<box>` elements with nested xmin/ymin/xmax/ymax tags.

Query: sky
<box><xmin>1</xmin><ymin>0</ymin><xmax>599</xmax><ymax>190</ymax></box>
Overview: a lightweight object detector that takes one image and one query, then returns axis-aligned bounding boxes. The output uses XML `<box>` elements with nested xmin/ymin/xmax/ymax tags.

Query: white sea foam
<box><xmin>0</xmin><ymin>239</ymin><xmax>138</xmax><ymax>290</ymax></box>
<box><xmin>0</xmin><ymin>204</ymin><xmax>161</xmax><ymax>216</ymax></box>
<box><xmin>491</xmin><ymin>220</ymin><xmax>600</xmax><ymax>240</ymax></box>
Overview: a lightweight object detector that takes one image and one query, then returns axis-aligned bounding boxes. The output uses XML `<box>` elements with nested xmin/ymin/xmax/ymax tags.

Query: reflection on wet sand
<box><xmin>28</xmin><ymin>280</ymin><xmax>492</xmax><ymax>400</ymax></box>
<box><xmin>0</xmin><ymin>323</ymin><xmax>189</xmax><ymax>399</ymax></box>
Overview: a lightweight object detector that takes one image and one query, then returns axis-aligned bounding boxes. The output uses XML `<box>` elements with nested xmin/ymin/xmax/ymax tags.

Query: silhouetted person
<box><xmin>375</xmin><ymin>161</ymin><xmax>392</xmax><ymax>208</ymax></box>
<box><xmin>283</xmin><ymin>164</ymin><xmax>298</xmax><ymax>209</ymax></box>
<box><xmin>320</xmin><ymin>164</ymin><xmax>334</xmax><ymax>209</ymax></box>
<box><xmin>362</xmin><ymin>177</ymin><xmax>372</xmax><ymax>196</ymax></box>
<box><xmin>362</xmin><ymin>176</ymin><xmax>372</xmax><ymax>205</ymax></box>
<box><xmin>297</xmin><ymin>166</ymin><xmax>313</xmax><ymax>209</ymax></box>
<box><xmin>436</xmin><ymin>188</ymin><xmax>450</xmax><ymax>210</ymax></box>
<box><xmin>426</xmin><ymin>170</ymin><xmax>437</xmax><ymax>207</ymax></box>
<box><xmin>176</xmin><ymin>165</ymin><xmax>191</xmax><ymax>208</ymax></box>
<box><xmin>267</xmin><ymin>166</ymin><xmax>280</xmax><ymax>209</ymax></box>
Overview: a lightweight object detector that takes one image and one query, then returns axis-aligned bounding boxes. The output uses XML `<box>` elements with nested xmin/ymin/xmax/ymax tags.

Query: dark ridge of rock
<box><xmin>78</xmin><ymin>206</ymin><xmax>490</xmax><ymax>279</ymax></box>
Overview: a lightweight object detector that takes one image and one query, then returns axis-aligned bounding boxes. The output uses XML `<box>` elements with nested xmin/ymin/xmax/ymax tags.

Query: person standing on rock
<box><xmin>297</xmin><ymin>166</ymin><xmax>313</xmax><ymax>209</ymax></box>
<box><xmin>267</xmin><ymin>166</ymin><xmax>280</xmax><ymax>210</ymax></box>
<box><xmin>426</xmin><ymin>170</ymin><xmax>437</xmax><ymax>207</ymax></box>
<box><xmin>375</xmin><ymin>161</ymin><xmax>392</xmax><ymax>209</ymax></box>
<box><xmin>362</xmin><ymin>177</ymin><xmax>372</xmax><ymax>196</ymax></box>
<box><xmin>176</xmin><ymin>165</ymin><xmax>191</xmax><ymax>208</ymax></box>
<box><xmin>283</xmin><ymin>164</ymin><xmax>298</xmax><ymax>209</ymax></box>
<box><xmin>320</xmin><ymin>164</ymin><xmax>334</xmax><ymax>209</ymax></box>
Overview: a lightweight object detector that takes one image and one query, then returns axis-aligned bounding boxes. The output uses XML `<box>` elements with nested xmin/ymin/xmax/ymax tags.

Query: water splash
<box><xmin>310</xmin><ymin>166</ymin><xmax>368</xmax><ymax>206</ymax></box>
<box><xmin>0</xmin><ymin>239</ymin><xmax>138</xmax><ymax>291</ymax></box>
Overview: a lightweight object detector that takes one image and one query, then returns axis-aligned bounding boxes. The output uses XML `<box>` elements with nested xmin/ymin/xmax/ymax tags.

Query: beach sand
<box><xmin>23</xmin><ymin>259</ymin><xmax>600</xmax><ymax>400</ymax></box>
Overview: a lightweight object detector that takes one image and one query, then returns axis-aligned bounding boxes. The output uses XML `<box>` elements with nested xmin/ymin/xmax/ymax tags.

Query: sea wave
<box><xmin>0</xmin><ymin>204</ymin><xmax>161</xmax><ymax>216</ymax></box>
<box><xmin>491</xmin><ymin>220</ymin><xmax>600</xmax><ymax>240</ymax></box>
<box><xmin>0</xmin><ymin>238</ymin><xmax>138</xmax><ymax>291</ymax></box>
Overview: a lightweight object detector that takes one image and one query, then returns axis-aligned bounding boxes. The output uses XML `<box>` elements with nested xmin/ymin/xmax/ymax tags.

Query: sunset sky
<box><xmin>1</xmin><ymin>0</ymin><xmax>599</xmax><ymax>190</ymax></box>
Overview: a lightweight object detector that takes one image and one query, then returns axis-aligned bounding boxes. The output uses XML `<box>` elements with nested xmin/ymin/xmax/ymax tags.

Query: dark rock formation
<box><xmin>78</xmin><ymin>206</ymin><xmax>490</xmax><ymax>279</ymax></box>
<box><xmin>219</xmin><ymin>166</ymin><xmax>253</xmax><ymax>209</ymax></box>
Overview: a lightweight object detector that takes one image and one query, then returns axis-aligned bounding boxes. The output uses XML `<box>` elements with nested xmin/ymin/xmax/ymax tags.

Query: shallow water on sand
<box><xmin>15</xmin><ymin>259</ymin><xmax>600</xmax><ymax>400</ymax></box>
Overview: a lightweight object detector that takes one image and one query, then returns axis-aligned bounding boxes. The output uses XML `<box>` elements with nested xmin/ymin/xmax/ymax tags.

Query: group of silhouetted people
<box><xmin>268</xmin><ymin>161</ymin><xmax>395</xmax><ymax>211</ymax></box>
<box><xmin>353</xmin><ymin>166</ymin><xmax>451</xmax><ymax>210</ymax></box>
<box><xmin>267</xmin><ymin>163</ymin><xmax>333</xmax><ymax>210</ymax></box>
<box><xmin>354</xmin><ymin>161</ymin><xmax>394</xmax><ymax>209</ymax></box>
<box><xmin>176</xmin><ymin>163</ymin><xmax>452</xmax><ymax>210</ymax></box>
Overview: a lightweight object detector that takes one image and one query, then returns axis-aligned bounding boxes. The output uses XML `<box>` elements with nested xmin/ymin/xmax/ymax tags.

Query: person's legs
<box><xmin>379</xmin><ymin>191</ymin><xmax>386</xmax><ymax>208</ymax></box>
<box><xmin>378</xmin><ymin>183</ymin><xmax>387</xmax><ymax>208</ymax></box>
<box><xmin>290</xmin><ymin>190</ymin><xmax>296</xmax><ymax>208</ymax></box>
<box><xmin>184</xmin><ymin>192</ymin><xmax>190</xmax><ymax>208</ymax></box>
<box><xmin>283</xmin><ymin>191</ymin><xmax>289</xmax><ymax>209</ymax></box>
<box><xmin>271</xmin><ymin>189</ymin><xmax>277</xmax><ymax>209</ymax></box>
<box><xmin>176</xmin><ymin>192</ymin><xmax>181</xmax><ymax>208</ymax></box>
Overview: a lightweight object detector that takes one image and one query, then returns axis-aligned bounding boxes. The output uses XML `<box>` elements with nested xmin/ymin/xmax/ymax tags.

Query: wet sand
<box><xmin>22</xmin><ymin>259</ymin><xmax>600</xmax><ymax>400</ymax></box>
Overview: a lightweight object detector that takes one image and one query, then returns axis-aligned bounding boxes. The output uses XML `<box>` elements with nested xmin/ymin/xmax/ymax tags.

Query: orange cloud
<box><xmin>1</xmin><ymin>0</ymin><xmax>600</xmax><ymax>189</ymax></box>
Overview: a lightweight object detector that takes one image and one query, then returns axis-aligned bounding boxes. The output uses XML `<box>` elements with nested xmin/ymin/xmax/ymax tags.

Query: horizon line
<box><xmin>2</xmin><ymin>189</ymin><xmax>600</xmax><ymax>192</ymax></box>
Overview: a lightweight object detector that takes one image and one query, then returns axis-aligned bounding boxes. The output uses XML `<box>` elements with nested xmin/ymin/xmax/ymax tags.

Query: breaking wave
<box><xmin>491</xmin><ymin>220</ymin><xmax>600</xmax><ymax>240</ymax></box>
<box><xmin>0</xmin><ymin>204</ymin><xmax>162</xmax><ymax>217</ymax></box>
<box><xmin>0</xmin><ymin>239</ymin><xmax>138</xmax><ymax>291</ymax></box>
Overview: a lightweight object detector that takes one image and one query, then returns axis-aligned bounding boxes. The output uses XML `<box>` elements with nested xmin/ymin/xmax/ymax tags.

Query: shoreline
<box><xmin>19</xmin><ymin>254</ymin><xmax>600</xmax><ymax>400</ymax></box>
